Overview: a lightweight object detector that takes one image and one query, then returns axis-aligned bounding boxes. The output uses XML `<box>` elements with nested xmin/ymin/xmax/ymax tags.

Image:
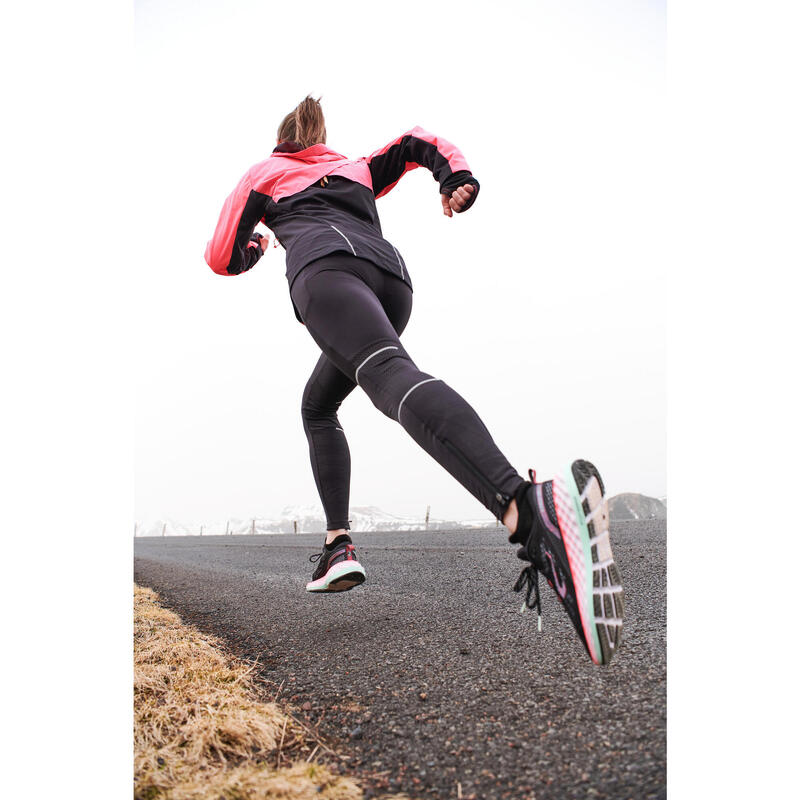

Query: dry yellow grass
<box><xmin>134</xmin><ymin>584</ymin><xmax>364</xmax><ymax>800</ymax></box>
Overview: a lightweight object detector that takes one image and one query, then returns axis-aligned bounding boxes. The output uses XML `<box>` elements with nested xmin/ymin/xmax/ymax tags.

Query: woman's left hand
<box><xmin>441</xmin><ymin>184</ymin><xmax>476</xmax><ymax>217</ymax></box>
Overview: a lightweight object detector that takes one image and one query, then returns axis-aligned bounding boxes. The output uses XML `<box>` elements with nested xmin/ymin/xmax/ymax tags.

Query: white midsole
<box><xmin>305</xmin><ymin>559</ymin><xmax>366</xmax><ymax>592</ymax></box>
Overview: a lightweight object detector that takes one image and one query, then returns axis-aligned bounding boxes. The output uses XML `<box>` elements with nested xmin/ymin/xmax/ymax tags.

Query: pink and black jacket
<box><xmin>204</xmin><ymin>127</ymin><xmax>480</xmax><ymax>321</ymax></box>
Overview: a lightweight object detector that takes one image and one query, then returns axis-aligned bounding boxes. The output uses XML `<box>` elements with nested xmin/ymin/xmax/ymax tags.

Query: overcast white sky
<box><xmin>134</xmin><ymin>0</ymin><xmax>666</xmax><ymax>526</ymax></box>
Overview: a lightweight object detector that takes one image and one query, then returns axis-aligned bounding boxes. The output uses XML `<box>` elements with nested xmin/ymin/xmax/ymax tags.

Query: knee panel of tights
<box><xmin>354</xmin><ymin>342</ymin><xmax>433</xmax><ymax>420</ymax></box>
<box><xmin>301</xmin><ymin>408</ymin><xmax>342</xmax><ymax>433</ymax></box>
<box><xmin>300</xmin><ymin>392</ymin><xmax>341</xmax><ymax>425</ymax></box>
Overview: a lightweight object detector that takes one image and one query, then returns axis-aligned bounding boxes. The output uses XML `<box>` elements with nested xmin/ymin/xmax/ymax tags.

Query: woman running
<box><xmin>205</xmin><ymin>96</ymin><xmax>624</xmax><ymax>665</ymax></box>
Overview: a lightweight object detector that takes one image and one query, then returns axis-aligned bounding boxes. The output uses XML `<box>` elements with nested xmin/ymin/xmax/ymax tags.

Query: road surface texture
<box><xmin>135</xmin><ymin>520</ymin><xmax>665</xmax><ymax>800</ymax></box>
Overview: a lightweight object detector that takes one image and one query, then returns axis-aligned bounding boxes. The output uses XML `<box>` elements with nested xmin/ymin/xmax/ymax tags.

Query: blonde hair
<box><xmin>277</xmin><ymin>95</ymin><xmax>327</xmax><ymax>149</ymax></box>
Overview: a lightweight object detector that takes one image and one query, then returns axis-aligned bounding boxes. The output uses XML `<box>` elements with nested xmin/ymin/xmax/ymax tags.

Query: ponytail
<box><xmin>277</xmin><ymin>95</ymin><xmax>327</xmax><ymax>149</ymax></box>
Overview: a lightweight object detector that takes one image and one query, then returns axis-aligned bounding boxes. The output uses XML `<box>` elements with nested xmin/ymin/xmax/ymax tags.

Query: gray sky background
<box><xmin>134</xmin><ymin>0</ymin><xmax>666</xmax><ymax>526</ymax></box>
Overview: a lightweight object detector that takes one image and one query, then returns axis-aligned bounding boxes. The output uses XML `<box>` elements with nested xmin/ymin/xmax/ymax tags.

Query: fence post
<box><xmin>293</xmin><ymin>520</ymin><xmax>297</xmax><ymax>534</ymax></box>
<box><xmin>161</xmin><ymin>522</ymin><xmax>166</xmax><ymax>537</ymax></box>
<box><xmin>251</xmin><ymin>519</ymin><xmax>255</xmax><ymax>536</ymax></box>
<box><xmin>200</xmin><ymin>524</ymin><xmax>203</xmax><ymax>536</ymax></box>
<box><xmin>226</xmin><ymin>520</ymin><xmax>230</xmax><ymax>536</ymax></box>
<box><xmin>425</xmin><ymin>505</ymin><xmax>430</xmax><ymax>531</ymax></box>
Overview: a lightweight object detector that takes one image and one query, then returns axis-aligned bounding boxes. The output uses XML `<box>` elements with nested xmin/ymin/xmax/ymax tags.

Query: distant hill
<box><xmin>608</xmin><ymin>493</ymin><xmax>667</xmax><ymax>521</ymax></box>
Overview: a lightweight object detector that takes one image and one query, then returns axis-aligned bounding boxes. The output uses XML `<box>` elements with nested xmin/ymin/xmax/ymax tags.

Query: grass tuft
<box><xmin>134</xmin><ymin>584</ymin><xmax>362</xmax><ymax>799</ymax></box>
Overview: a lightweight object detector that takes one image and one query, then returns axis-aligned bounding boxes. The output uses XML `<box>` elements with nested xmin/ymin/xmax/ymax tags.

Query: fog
<box><xmin>134</xmin><ymin>0</ymin><xmax>666</xmax><ymax>526</ymax></box>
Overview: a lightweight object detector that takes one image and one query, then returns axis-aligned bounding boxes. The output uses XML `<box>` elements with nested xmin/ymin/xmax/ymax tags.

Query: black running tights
<box><xmin>290</xmin><ymin>253</ymin><xmax>526</xmax><ymax>530</ymax></box>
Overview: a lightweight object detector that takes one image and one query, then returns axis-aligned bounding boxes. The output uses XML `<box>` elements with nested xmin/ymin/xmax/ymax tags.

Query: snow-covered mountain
<box><xmin>135</xmin><ymin>504</ymin><xmax>496</xmax><ymax>537</ymax></box>
<box><xmin>136</xmin><ymin>493</ymin><xmax>669</xmax><ymax>537</ymax></box>
<box><xmin>261</xmin><ymin>504</ymin><xmax>495</xmax><ymax>533</ymax></box>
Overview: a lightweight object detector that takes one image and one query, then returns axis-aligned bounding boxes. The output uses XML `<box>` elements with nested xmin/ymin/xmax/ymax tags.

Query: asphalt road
<box><xmin>134</xmin><ymin>521</ymin><xmax>666</xmax><ymax>800</ymax></box>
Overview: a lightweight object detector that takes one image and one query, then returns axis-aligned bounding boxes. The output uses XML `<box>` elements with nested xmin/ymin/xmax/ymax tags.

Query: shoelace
<box><xmin>514</xmin><ymin>563</ymin><xmax>543</xmax><ymax>632</ymax></box>
<box><xmin>513</xmin><ymin>466</ymin><xmax>543</xmax><ymax>631</ymax></box>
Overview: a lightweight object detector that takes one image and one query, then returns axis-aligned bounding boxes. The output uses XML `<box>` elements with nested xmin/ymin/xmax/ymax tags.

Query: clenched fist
<box><xmin>441</xmin><ymin>184</ymin><xmax>477</xmax><ymax>217</ymax></box>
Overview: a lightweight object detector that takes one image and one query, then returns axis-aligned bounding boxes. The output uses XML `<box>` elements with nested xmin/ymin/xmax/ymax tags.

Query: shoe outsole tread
<box><xmin>320</xmin><ymin>572</ymin><xmax>365</xmax><ymax>592</ymax></box>
<box><xmin>551</xmin><ymin>459</ymin><xmax>624</xmax><ymax>665</ymax></box>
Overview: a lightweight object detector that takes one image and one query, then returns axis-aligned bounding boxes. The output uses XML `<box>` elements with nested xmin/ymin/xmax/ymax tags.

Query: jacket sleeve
<box><xmin>365</xmin><ymin>126</ymin><xmax>480</xmax><ymax>210</ymax></box>
<box><xmin>204</xmin><ymin>170</ymin><xmax>272</xmax><ymax>276</ymax></box>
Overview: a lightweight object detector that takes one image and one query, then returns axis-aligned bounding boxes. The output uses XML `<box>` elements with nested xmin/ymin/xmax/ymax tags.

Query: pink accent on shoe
<box><xmin>545</xmin><ymin>551</ymin><xmax>567</xmax><ymax>599</ymax></box>
<box><xmin>552</xmin><ymin>474</ymin><xmax>600</xmax><ymax>665</ymax></box>
<box><xmin>536</xmin><ymin>483</ymin><xmax>561</xmax><ymax>539</ymax></box>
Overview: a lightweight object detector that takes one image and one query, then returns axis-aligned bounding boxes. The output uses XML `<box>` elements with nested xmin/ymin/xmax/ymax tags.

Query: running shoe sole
<box><xmin>305</xmin><ymin>559</ymin><xmax>366</xmax><ymax>593</ymax></box>
<box><xmin>552</xmin><ymin>459</ymin><xmax>624</xmax><ymax>665</ymax></box>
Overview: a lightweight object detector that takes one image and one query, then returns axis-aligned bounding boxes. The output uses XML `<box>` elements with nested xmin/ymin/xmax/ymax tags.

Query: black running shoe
<box><xmin>305</xmin><ymin>534</ymin><xmax>366</xmax><ymax>593</ymax></box>
<box><xmin>510</xmin><ymin>459</ymin><xmax>624</xmax><ymax>665</ymax></box>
